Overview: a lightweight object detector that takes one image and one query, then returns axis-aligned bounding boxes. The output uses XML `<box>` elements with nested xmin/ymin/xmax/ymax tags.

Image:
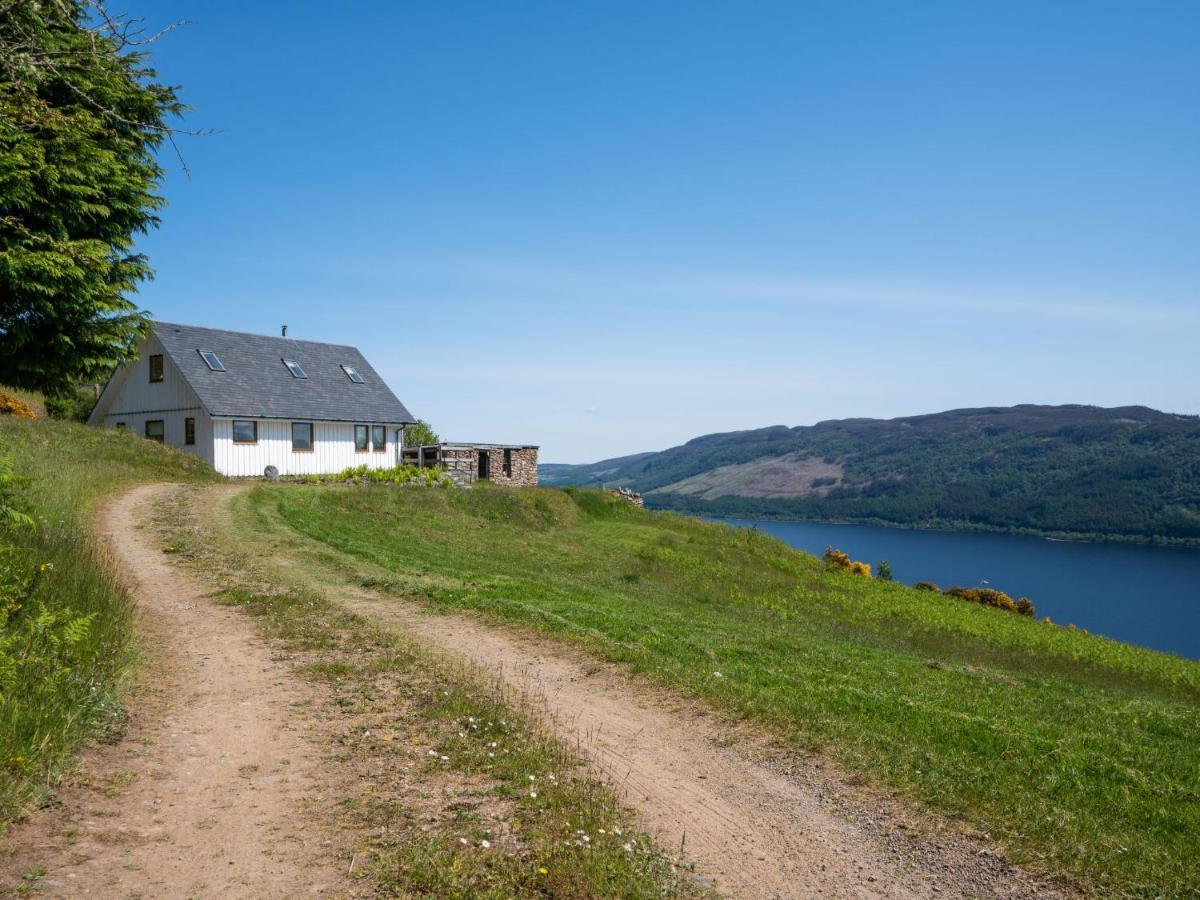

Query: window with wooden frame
<box><xmin>292</xmin><ymin>422</ymin><xmax>314</xmax><ymax>451</ymax></box>
<box><xmin>145</xmin><ymin>420</ymin><xmax>164</xmax><ymax>443</ymax></box>
<box><xmin>232</xmin><ymin>420</ymin><xmax>257</xmax><ymax>444</ymax></box>
<box><xmin>503</xmin><ymin>448</ymin><xmax>512</xmax><ymax>477</ymax></box>
<box><xmin>148</xmin><ymin>354</ymin><xmax>164</xmax><ymax>383</ymax></box>
<box><xmin>372</xmin><ymin>425</ymin><xmax>386</xmax><ymax>452</ymax></box>
<box><xmin>354</xmin><ymin>424</ymin><xmax>369</xmax><ymax>452</ymax></box>
<box><xmin>185</xmin><ymin>417</ymin><xmax>196</xmax><ymax>445</ymax></box>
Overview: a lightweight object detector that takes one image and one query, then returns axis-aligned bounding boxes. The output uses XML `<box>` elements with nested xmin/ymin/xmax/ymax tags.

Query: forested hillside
<box><xmin>540</xmin><ymin>405</ymin><xmax>1200</xmax><ymax>543</ymax></box>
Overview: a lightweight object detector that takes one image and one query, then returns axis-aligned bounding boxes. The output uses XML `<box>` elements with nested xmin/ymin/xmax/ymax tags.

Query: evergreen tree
<box><xmin>0</xmin><ymin>2</ymin><xmax>183</xmax><ymax>397</ymax></box>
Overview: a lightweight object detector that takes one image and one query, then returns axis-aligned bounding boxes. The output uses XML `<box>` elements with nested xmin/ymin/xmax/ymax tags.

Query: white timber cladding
<box><xmin>92</xmin><ymin>334</ymin><xmax>215</xmax><ymax>466</ymax></box>
<box><xmin>90</xmin><ymin>332</ymin><xmax>410</xmax><ymax>476</ymax></box>
<box><xmin>212</xmin><ymin>420</ymin><xmax>405</xmax><ymax>477</ymax></box>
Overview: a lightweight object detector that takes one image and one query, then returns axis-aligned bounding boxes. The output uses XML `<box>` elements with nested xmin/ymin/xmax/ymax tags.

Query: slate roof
<box><xmin>154</xmin><ymin>322</ymin><xmax>416</xmax><ymax>424</ymax></box>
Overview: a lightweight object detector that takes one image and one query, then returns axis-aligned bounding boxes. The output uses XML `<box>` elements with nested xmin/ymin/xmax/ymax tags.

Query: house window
<box><xmin>115</xmin><ymin>422</ymin><xmax>126</xmax><ymax>432</ymax></box>
<box><xmin>292</xmin><ymin>422</ymin><xmax>314</xmax><ymax>451</ymax></box>
<box><xmin>503</xmin><ymin>448</ymin><xmax>512</xmax><ymax>477</ymax></box>
<box><xmin>283</xmin><ymin>358</ymin><xmax>307</xmax><ymax>379</ymax></box>
<box><xmin>199</xmin><ymin>350</ymin><xmax>225</xmax><ymax>371</ymax></box>
<box><xmin>185</xmin><ymin>417</ymin><xmax>196</xmax><ymax>445</ymax></box>
<box><xmin>354</xmin><ymin>424</ymin><xmax>369</xmax><ymax>452</ymax></box>
<box><xmin>149</xmin><ymin>354</ymin><xmax>164</xmax><ymax>383</ymax></box>
<box><xmin>341</xmin><ymin>365</ymin><xmax>365</xmax><ymax>384</ymax></box>
<box><xmin>145</xmin><ymin>420</ymin><xmax>164</xmax><ymax>443</ymax></box>
<box><xmin>372</xmin><ymin>425</ymin><xmax>386</xmax><ymax>452</ymax></box>
<box><xmin>232</xmin><ymin>420</ymin><xmax>258</xmax><ymax>444</ymax></box>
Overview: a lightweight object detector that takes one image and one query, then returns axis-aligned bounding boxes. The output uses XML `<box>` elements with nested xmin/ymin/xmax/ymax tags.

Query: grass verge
<box><xmin>0</xmin><ymin>413</ymin><xmax>213</xmax><ymax>828</ymax></box>
<box><xmin>250</xmin><ymin>481</ymin><xmax>1200</xmax><ymax>897</ymax></box>
<box><xmin>155</xmin><ymin>485</ymin><xmax>699</xmax><ymax>898</ymax></box>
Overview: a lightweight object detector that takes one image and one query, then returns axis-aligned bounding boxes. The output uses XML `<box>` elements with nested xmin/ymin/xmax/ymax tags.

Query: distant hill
<box><xmin>539</xmin><ymin>405</ymin><xmax>1200</xmax><ymax>544</ymax></box>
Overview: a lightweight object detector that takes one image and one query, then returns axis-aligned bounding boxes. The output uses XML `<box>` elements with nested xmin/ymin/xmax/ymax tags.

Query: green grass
<box><xmin>154</xmin><ymin>486</ymin><xmax>698</xmax><ymax>898</ymax></box>
<box><xmin>217</xmin><ymin>585</ymin><xmax>692</xmax><ymax>898</ymax></box>
<box><xmin>0</xmin><ymin>412</ymin><xmax>214</xmax><ymax>827</ymax></box>
<box><xmin>253</xmin><ymin>481</ymin><xmax>1200</xmax><ymax>897</ymax></box>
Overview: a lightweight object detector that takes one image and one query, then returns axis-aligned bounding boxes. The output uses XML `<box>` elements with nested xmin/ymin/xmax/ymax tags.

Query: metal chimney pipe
<box><xmin>282</xmin><ymin>325</ymin><xmax>288</xmax><ymax>337</ymax></box>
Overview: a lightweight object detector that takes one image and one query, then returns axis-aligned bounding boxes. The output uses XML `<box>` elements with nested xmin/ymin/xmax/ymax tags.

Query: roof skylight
<box><xmin>199</xmin><ymin>350</ymin><xmax>225</xmax><ymax>371</ymax></box>
<box><xmin>283</xmin><ymin>358</ymin><xmax>307</xmax><ymax>379</ymax></box>
<box><xmin>341</xmin><ymin>365</ymin><xmax>365</xmax><ymax>384</ymax></box>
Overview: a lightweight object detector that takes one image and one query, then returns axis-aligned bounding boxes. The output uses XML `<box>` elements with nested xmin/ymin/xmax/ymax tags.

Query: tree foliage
<box><xmin>0</xmin><ymin>1</ymin><xmax>183</xmax><ymax>396</ymax></box>
<box><xmin>403</xmin><ymin>419</ymin><xmax>440</xmax><ymax>447</ymax></box>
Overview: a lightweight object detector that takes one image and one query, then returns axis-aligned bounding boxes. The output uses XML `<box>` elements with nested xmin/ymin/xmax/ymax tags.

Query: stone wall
<box><xmin>430</xmin><ymin>445</ymin><xmax>539</xmax><ymax>487</ymax></box>
<box><xmin>486</xmin><ymin>446</ymin><xmax>538</xmax><ymax>487</ymax></box>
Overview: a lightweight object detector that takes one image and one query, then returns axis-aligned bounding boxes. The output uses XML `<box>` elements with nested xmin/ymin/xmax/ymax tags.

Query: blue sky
<box><xmin>131</xmin><ymin>1</ymin><xmax>1198</xmax><ymax>462</ymax></box>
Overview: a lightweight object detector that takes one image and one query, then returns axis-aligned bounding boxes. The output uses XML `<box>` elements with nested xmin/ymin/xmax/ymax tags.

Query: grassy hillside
<box><xmin>540</xmin><ymin>404</ymin><xmax>1200</xmax><ymax>544</ymax></box>
<box><xmin>0</xmin><ymin>411</ymin><xmax>213</xmax><ymax>826</ymax></box>
<box><xmin>249</xmin><ymin>481</ymin><xmax>1200</xmax><ymax>896</ymax></box>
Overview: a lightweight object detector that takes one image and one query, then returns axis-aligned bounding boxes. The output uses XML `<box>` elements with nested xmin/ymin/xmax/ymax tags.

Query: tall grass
<box><xmin>258</xmin><ymin>482</ymin><xmax>1200</xmax><ymax>896</ymax></box>
<box><xmin>0</xmin><ymin>412</ymin><xmax>213</xmax><ymax>826</ymax></box>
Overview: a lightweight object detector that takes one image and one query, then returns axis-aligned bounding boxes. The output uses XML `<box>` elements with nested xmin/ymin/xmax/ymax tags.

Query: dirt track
<box><xmin>337</xmin><ymin>589</ymin><xmax>1066</xmax><ymax>900</ymax></box>
<box><xmin>0</xmin><ymin>484</ymin><xmax>342</xmax><ymax>898</ymax></box>
<box><xmin>2</xmin><ymin>483</ymin><xmax>1072</xmax><ymax>899</ymax></box>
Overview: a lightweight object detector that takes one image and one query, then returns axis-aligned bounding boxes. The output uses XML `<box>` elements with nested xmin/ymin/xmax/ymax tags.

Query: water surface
<box><xmin>712</xmin><ymin>518</ymin><xmax>1200</xmax><ymax>659</ymax></box>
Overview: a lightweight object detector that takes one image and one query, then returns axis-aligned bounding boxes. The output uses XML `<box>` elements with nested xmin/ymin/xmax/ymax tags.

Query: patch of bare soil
<box><xmin>338</xmin><ymin>593</ymin><xmax>1074</xmax><ymax>900</ymax></box>
<box><xmin>0</xmin><ymin>484</ymin><xmax>344</xmax><ymax>898</ymax></box>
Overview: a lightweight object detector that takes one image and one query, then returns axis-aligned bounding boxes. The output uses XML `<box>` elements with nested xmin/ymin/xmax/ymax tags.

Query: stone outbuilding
<box><xmin>401</xmin><ymin>442</ymin><xmax>539</xmax><ymax>487</ymax></box>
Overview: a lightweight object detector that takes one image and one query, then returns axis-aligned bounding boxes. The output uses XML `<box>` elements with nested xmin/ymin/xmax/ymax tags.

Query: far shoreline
<box><xmin>656</xmin><ymin>506</ymin><xmax>1200</xmax><ymax>552</ymax></box>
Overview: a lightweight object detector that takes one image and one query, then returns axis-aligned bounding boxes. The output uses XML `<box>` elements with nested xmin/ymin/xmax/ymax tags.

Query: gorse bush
<box><xmin>913</xmin><ymin>580</ymin><xmax>941</xmax><ymax>592</ymax></box>
<box><xmin>943</xmin><ymin>586</ymin><xmax>1035</xmax><ymax>618</ymax></box>
<box><xmin>823</xmin><ymin>546</ymin><xmax>871</xmax><ymax>577</ymax></box>
<box><xmin>0</xmin><ymin>390</ymin><xmax>36</xmax><ymax>419</ymax></box>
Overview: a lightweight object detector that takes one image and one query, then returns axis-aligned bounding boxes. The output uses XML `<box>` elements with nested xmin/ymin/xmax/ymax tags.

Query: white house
<box><xmin>88</xmin><ymin>322</ymin><xmax>417</xmax><ymax>477</ymax></box>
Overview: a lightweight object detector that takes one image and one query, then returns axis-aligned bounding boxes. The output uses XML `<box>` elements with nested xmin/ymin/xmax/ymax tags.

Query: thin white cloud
<box><xmin>313</xmin><ymin>254</ymin><xmax>1197</xmax><ymax>326</ymax></box>
<box><xmin>550</xmin><ymin>268</ymin><xmax>1194</xmax><ymax>325</ymax></box>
